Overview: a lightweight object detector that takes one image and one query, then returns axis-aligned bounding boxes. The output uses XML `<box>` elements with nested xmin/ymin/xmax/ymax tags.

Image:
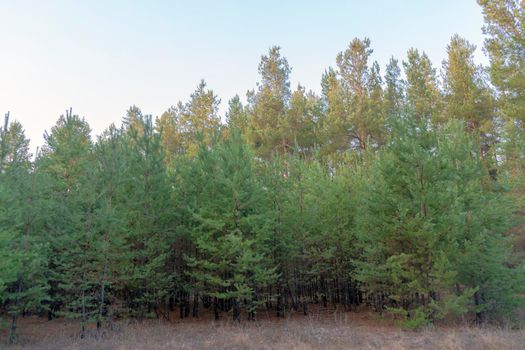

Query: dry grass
<box><xmin>2</xmin><ymin>310</ymin><xmax>524</xmax><ymax>350</ymax></box>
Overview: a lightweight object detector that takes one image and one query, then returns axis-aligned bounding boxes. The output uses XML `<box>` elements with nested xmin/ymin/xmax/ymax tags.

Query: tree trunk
<box><xmin>81</xmin><ymin>289</ymin><xmax>86</xmax><ymax>339</ymax></box>
<box><xmin>213</xmin><ymin>298</ymin><xmax>219</xmax><ymax>321</ymax></box>
<box><xmin>9</xmin><ymin>278</ymin><xmax>24</xmax><ymax>343</ymax></box>
<box><xmin>9</xmin><ymin>313</ymin><xmax>18</xmax><ymax>344</ymax></box>
<box><xmin>232</xmin><ymin>299</ymin><xmax>241</xmax><ymax>323</ymax></box>
<box><xmin>474</xmin><ymin>291</ymin><xmax>484</xmax><ymax>325</ymax></box>
<box><xmin>98</xmin><ymin>240</ymin><xmax>109</xmax><ymax>330</ymax></box>
<box><xmin>192</xmin><ymin>293</ymin><xmax>199</xmax><ymax>318</ymax></box>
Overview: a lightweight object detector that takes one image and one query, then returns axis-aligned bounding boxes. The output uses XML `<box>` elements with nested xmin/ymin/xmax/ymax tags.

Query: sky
<box><xmin>0</xmin><ymin>0</ymin><xmax>488</xmax><ymax>150</ymax></box>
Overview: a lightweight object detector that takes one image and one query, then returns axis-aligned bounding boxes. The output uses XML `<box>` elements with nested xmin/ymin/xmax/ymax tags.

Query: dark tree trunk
<box><xmin>213</xmin><ymin>298</ymin><xmax>220</xmax><ymax>321</ymax></box>
<box><xmin>169</xmin><ymin>295</ymin><xmax>175</xmax><ymax>312</ymax></box>
<box><xmin>9</xmin><ymin>313</ymin><xmax>18</xmax><ymax>344</ymax></box>
<box><xmin>81</xmin><ymin>289</ymin><xmax>86</xmax><ymax>339</ymax></box>
<box><xmin>277</xmin><ymin>290</ymin><xmax>285</xmax><ymax>318</ymax></box>
<box><xmin>302</xmin><ymin>299</ymin><xmax>308</xmax><ymax>316</ymax></box>
<box><xmin>9</xmin><ymin>278</ymin><xmax>24</xmax><ymax>343</ymax></box>
<box><xmin>232</xmin><ymin>299</ymin><xmax>241</xmax><ymax>323</ymax></box>
<box><xmin>474</xmin><ymin>291</ymin><xmax>484</xmax><ymax>324</ymax></box>
<box><xmin>192</xmin><ymin>293</ymin><xmax>199</xmax><ymax>318</ymax></box>
<box><xmin>184</xmin><ymin>296</ymin><xmax>190</xmax><ymax>318</ymax></box>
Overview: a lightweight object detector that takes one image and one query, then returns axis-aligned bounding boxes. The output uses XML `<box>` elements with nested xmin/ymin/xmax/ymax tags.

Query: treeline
<box><xmin>2</xmin><ymin>0</ymin><xmax>525</xmax><ymax>342</ymax></box>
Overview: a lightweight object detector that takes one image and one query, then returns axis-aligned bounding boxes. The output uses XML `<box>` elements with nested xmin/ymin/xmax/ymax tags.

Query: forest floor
<box><xmin>2</xmin><ymin>306</ymin><xmax>524</xmax><ymax>350</ymax></box>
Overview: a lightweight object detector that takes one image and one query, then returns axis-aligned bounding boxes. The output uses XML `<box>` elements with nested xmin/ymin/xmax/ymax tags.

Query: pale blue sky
<box><xmin>1</xmin><ymin>0</ymin><xmax>487</xmax><ymax>149</ymax></box>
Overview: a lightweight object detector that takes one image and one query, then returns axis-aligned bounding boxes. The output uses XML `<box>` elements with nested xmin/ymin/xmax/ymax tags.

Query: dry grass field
<box><xmin>2</xmin><ymin>307</ymin><xmax>524</xmax><ymax>350</ymax></box>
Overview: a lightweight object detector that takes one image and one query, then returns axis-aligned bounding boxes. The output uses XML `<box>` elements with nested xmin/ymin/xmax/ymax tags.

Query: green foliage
<box><xmin>354</xmin><ymin>115</ymin><xmax>521</xmax><ymax>323</ymax></box>
<box><xmin>121</xmin><ymin>114</ymin><xmax>174</xmax><ymax>317</ymax></box>
<box><xmin>442</xmin><ymin>34</ymin><xmax>495</xmax><ymax>161</ymax></box>
<box><xmin>0</xmin><ymin>116</ymin><xmax>50</xmax><ymax>342</ymax></box>
<box><xmin>4</xmin><ymin>8</ymin><xmax>525</xmax><ymax>338</ymax></box>
<box><xmin>184</xmin><ymin>130</ymin><xmax>277</xmax><ymax>319</ymax></box>
<box><xmin>321</xmin><ymin>38</ymin><xmax>385</xmax><ymax>154</ymax></box>
<box><xmin>246</xmin><ymin>46</ymin><xmax>320</xmax><ymax>158</ymax></box>
<box><xmin>384</xmin><ymin>57</ymin><xmax>405</xmax><ymax>117</ymax></box>
<box><xmin>479</xmin><ymin>0</ymin><xmax>525</xmax><ymax>123</ymax></box>
<box><xmin>38</xmin><ymin>110</ymin><xmax>97</xmax><ymax>334</ymax></box>
<box><xmin>403</xmin><ymin>48</ymin><xmax>441</xmax><ymax>123</ymax></box>
<box><xmin>156</xmin><ymin>81</ymin><xmax>221</xmax><ymax>160</ymax></box>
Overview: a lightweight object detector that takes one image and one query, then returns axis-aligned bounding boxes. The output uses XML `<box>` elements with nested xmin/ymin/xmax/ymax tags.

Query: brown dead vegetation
<box><xmin>2</xmin><ymin>307</ymin><xmax>523</xmax><ymax>350</ymax></box>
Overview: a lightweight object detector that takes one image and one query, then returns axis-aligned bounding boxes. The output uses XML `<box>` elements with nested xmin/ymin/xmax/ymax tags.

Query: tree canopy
<box><xmin>2</xmin><ymin>2</ymin><xmax>525</xmax><ymax>342</ymax></box>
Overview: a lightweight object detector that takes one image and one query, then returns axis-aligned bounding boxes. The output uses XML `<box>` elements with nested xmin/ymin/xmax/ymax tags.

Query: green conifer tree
<box><xmin>355</xmin><ymin>115</ymin><xmax>521</xmax><ymax>326</ymax></box>
<box><xmin>121</xmin><ymin>113</ymin><xmax>173</xmax><ymax>318</ymax></box>
<box><xmin>247</xmin><ymin>46</ymin><xmax>292</xmax><ymax>158</ymax></box>
<box><xmin>185</xmin><ymin>130</ymin><xmax>276</xmax><ymax>321</ymax></box>
<box><xmin>0</xmin><ymin>116</ymin><xmax>50</xmax><ymax>343</ymax></box>
<box><xmin>403</xmin><ymin>49</ymin><xmax>442</xmax><ymax>123</ymax></box>
<box><xmin>39</xmin><ymin>109</ymin><xmax>95</xmax><ymax>337</ymax></box>
<box><xmin>442</xmin><ymin>34</ymin><xmax>495</xmax><ymax>158</ymax></box>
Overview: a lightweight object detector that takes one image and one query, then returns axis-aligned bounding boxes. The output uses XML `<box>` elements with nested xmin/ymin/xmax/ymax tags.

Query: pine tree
<box><xmin>355</xmin><ymin>115</ymin><xmax>520</xmax><ymax>326</ymax></box>
<box><xmin>0</xmin><ymin>116</ymin><xmax>50</xmax><ymax>343</ymax></box>
<box><xmin>478</xmin><ymin>0</ymin><xmax>525</xmax><ymax>123</ymax></box>
<box><xmin>279</xmin><ymin>156</ymin><xmax>360</xmax><ymax>314</ymax></box>
<box><xmin>367</xmin><ymin>61</ymin><xmax>386</xmax><ymax>147</ymax></box>
<box><xmin>0</xmin><ymin>112</ymin><xmax>10</xmax><ymax>172</ymax></box>
<box><xmin>320</xmin><ymin>67</ymin><xmax>346</xmax><ymax>158</ymax></box>
<box><xmin>90</xmin><ymin>125</ymin><xmax>129</xmax><ymax>328</ymax></box>
<box><xmin>478</xmin><ymin>0</ymin><xmax>525</xmax><ymax>182</ymax></box>
<box><xmin>255</xmin><ymin>155</ymin><xmax>296</xmax><ymax>317</ymax></box>
<box><xmin>442</xmin><ymin>34</ymin><xmax>495</xmax><ymax>159</ymax></box>
<box><xmin>226</xmin><ymin>95</ymin><xmax>248</xmax><ymax>134</ymax></box>
<box><xmin>184</xmin><ymin>130</ymin><xmax>276</xmax><ymax>321</ymax></box>
<box><xmin>403</xmin><ymin>49</ymin><xmax>441</xmax><ymax>123</ymax></box>
<box><xmin>247</xmin><ymin>46</ymin><xmax>292</xmax><ymax>158</ymax></box>
<box><xmin>157</xmin><ymin>80</ymin><xmax>221</xmax><ymax>159</ymax></box>
<box><xmin>322</xmin><ymin>38</ymin><xmax>385</xmax><ymax>154</ymax></box>
<box><xmin>286</xmin><ymin>85</ymin><xmax>322</xmax><ymax>156</ymax></box>
<box><xmin>123</xmin><ymin>105</ymin><xmax>147</xmax><ymax>137</ymax></box>
<box><xmin>39</xmin><ymin>109</ymin><xmax>96</xmax><ymax>337</ymax></box>
<box><xmin>121</xmin><ymin>113</ymin><xmax>173</xmax><ymax>318</ymax></box>
<box><xmin>384</xmin><ymin>57</ymin><xmax>405</xmax><ymax>117</ymax></box>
